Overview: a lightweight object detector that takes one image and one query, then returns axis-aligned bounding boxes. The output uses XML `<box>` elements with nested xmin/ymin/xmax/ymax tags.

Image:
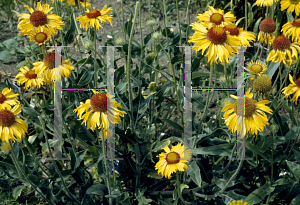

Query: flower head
<box><xmin>282</xmin><ymin>18</ymin><xmax>300</xmax><ymax>42</ymax></box>
<box><xmin>0</xmin><ymin>88</ymin><xmax>19</xmax><ymax>110</ymax></box>
<box><xmin>246</xmin><ymin>60</ymin><xmax>267</xmax><ymax>75</ymax></box>
<box><xmin>188</xmin><ymin>23</ymin><xmax>240</xmax><ymax>64</ymax></box>
<box><xmin>221</xmin><ymin>89</ymin><xmax>273</xmax><ymax>137</ymax></box>
<box><xmin>32</xmin><ymin>53</ymin><xmax>74</xmax><ymax>84</ymax></box>
<box><xmin>267</xmin><ymin>35</ymin><xmax>300</xmax><ymax>65</ymax></box>
<box><xmin>258</xmin><ymin>18</ymin><xmax>276</xmax><ymax>45</ymax></box>
<box><xmin>255</xmin><ymin>0</ymin><xmax>276</xmax><ymax>7</ymax></box>
<box><xmin>0</xmin><ymin>103</ymin><xmax>28</xmax><ymax>143</ymax></box>
<box><xmin>251</xmin><ymin>74</ymin><xmax>273</xmax><ymax>93</ymax></box>
<box><xmin>229</xmin><ymin>200</ymin><xmax>248</xmax><ymax>205</ymax></box>
<box><xmin>280</xmin><ymin>0</ymin><xmax>300</xmax><ymax>16</ymax></box>
<box><xmin>76</xmin><ymin>5</ymin><xmax>113</xmax><ymax>30</ymax></box>
<box><xmin>15</xmin><ymin>66</ymin><xmax>44</xmax><ymax>89</ymax></box>
<box><xmin>155</xmin><ymin>142</ymin><xmax>192</xmax><ymax>179</ymax></box>
<box><xmin>197</xmin><ymin>6</ymin><xmax>236</xmax><ymax>27</ymax></box>
<box><xmin>18</xmin><ymin>2</ymin><xmax>64</xmax><ymax>35</ymax></box>
<box><xmin>28</xmin><ymin>26</ymin><xmax>52</xmax><ymax>45</ymax></box>
<box><xmin>281</xmin><ymin>74</ymin><xmax>300</xmax><ymax>104</ymax></box>
<box><xmin>224</xmin><ymin>25</ymin><xmax>256</xmax><ymax>47</ymax></box>
<box><xmin>73</xmin><ymin>91</ymin><xmax>127</xmax><ymax>132</ymax></box>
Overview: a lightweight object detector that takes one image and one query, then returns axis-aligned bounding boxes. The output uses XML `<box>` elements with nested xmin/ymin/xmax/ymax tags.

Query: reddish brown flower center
<box><xmin>87</xmin><ymin>10</ymin><xmax>101</xmax><ymax>19</ymax></box>
<box><xmin>207</xmin><ymin>27</ymin><xmax>227</xmax><ymax>44</ymax></box>
<box><xmin>165</xmin><ymin>151</ymin><xmax>180</xmax><ymax>164</ymax></box>
<box><xmin>259</xmin><ymin>18</ymin><xmax>276</xmax><ymax>33</ymax></box>
<box><xmin>90</xmin><ymin>93</ymin><xmax>109</xmax><ymax>112</ymax></box>
<box><xmin>35</xmin><ymin>32</ymin><xmax>48</xmax><ymax>43</ymax></box>
<box><xmin>0</xmin><ymin>93</ymin><xmax>6</xmax><ymax>104</ymax></box>
<box><xmin>234</xmin><ymin>97</ymin><xmax>256</xmax><ymax>117</ymax></box>
<box><xmin>210</xmin><ymin>13</ymin><xmax>224</xmax><ymax>25</ymax></box>
<box><xmin>292</xmin><ymin>18</ymin><xmax>300</xmax><ymax>27</ymax></box>
<box><xmin>224</xmin><ymin>24</ymin><xmax>240</xmax><ymax>36</ymax></box>
<box><xmin>30</xmin><ymin>11</ymin><xmax>48</xmax><ymax>27</ymax></box>
<box><xmin>0</xmin><ymin>110</ymin><xmax>15</xmax><ymax>127</ymax></box>
<box><xmin>43</xmin><ymin>53</ymin><xmax>55</xmax><ymax>69</ymax></box>
<box><xmin>25</xmin><ymin>70</ymin><xmax>37</xmax><ymax>79</ymax></box>
<box><xmin>272</xmin><ymin>35</ymin><xmax>291</xmax><ymax>51</ymax></box>
<box><xmin>296</xmin><ymin>78</ymin><xmax>300</xmax><ymax>88</ymax></box>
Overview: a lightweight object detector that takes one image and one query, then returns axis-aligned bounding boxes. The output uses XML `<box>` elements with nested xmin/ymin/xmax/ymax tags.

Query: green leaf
<box><xmin>62</xmin><ymin>103</ymin><xmax>75</xmax><ymax>121</ymax></box>
<box><xmin>192</xmin><ymin>72</ymin><xmax>210</xmax><ymax>80</ymax></box>
<box><xmin>22</xmin><ymin>107</ymin><xmax>40</xmax><ymax>118</ymax></box>
<box><xmin>244</xmin><ymin>182</ymin><xmax>274</xmax><ymax>205</ymax></box>
<box><xmin>253</xmin><ymin>17</ymin><xmax>262</xmax><ymax>34</ymax></box>
<box><xmin>4</xmin><ymin>39</ymin><xmax>18</xmax><ymax>50</ymax></box>
<box><xmin>162</xmin><ymin>119</ymin><xmax>183</xmax><ymax>132</ymax></box>
<box><xmin>186</xmin><ymin>161</ymin><xmax>202</xmax><ymax>187</ymax></box>
<box><xmin>0</xmin><ymin>82</ymin><xmax>8</xmax><ymax>90</ymax></box>
<box><xmin>192</xmin><ymin>92</ymin><xmax>206</xmax><ymax>112</ymax></box>
<box><xmin>86</xmin><ymin>184</ymin><xmax>107</xmax><ymax>196</ymax></box>
<box><xmin>0</xmin><ymin>50</ymin><xmax>12</xmax><ymax>62</ymax></box>
<box><xmin>12</xmin><ymin>185</ymin><xmax>24</xmax><ymax>198</ymax></box>
<box><xmin>192</xmin><ymin>143</ymin><xmax>234</xmax><ymax>156</ymax></box>
<box><xmin>152</xmin><ymin>139</ymin><xmax>170</xmax><ymax>152</ymax></box>
<box><xmin>265</xmin><ymin>62</ymin><xmax>279</xmax><ymax>79</ymax></box>
<box><xmin>290</xmin><ymin>194</ymin><xmax>300</xmax><ymax>205</ymax></box>
<box><xmin>77</xmin><ymin>70</ymin><xmax>93</xmax><ymax>86</ymax></box>
<box><xmin>286</xmin><ymin>160</ymin><xmax>300</xmax><ymax>180</ymax></box>
<box><xmin>64</xmin><ymin>14</ymin><xmax>76</xmax><ymax>45</ymax></box>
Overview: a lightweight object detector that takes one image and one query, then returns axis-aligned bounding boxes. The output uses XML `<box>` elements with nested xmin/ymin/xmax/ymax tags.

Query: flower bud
<box><xmin>147</xmin><ymin>19</ymin><xmax>158</xmax><ymax>27</ymax></box>
<box><xmin>152</xmin><ymin>31</ymin><xmax>162</xmax><ymax>41</ymax></box>
<box><xmin>83</xmin><ymin>39</ymin><xmax>93</xmax><ymax>50</ymax></box>
<box><xmin>115</xmin><ymin>37</ymin><xmax>125</xmax><ymax>46</ymax></box>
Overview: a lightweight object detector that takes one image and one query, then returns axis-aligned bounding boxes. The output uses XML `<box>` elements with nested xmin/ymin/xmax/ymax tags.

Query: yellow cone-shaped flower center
<box><xmin>166</xmin><ymin>151</ymin><xmax>180</xmax><ymax>164</ymax></box>
<box><xmin>290</xmin><ymin>0</ymin><xmax>300</xmax><ymax>4</ymax></box>
<box><xmin>210</xmin><ymin>13</ymin><xmax>224</xmax><ymax>25</ymax></box>
<box><xmin>30</xmin><ymin>11</ymin><xmax>48</xmax><ymax>27</ymax></box>
<box><xmin>254</xmin><ymin>74</ymin><xmax>273</xmax><ymax>93</ymax></box>
<box><xmin>87</xmin><ymin>10</ymin><xmax>101</xmax><ymax>19</ymax></box>
<box><xmin>25</xmin><ymin>70</ymin><xmax>37</xmax><ymax>79</ymax></box>
<box><xmin>0</xmin><ymin>110</ymin><xmax>15</xmax><ymax>127</ymax></box>
<box><xmin>43</xmin><ymin>53</ymin><xmax>55</xmax><ymax>69</ymax></box>
<box><xmin>250</xmin><ymin>64</ymin><xmax>263</xmax><ymax>74</ymax></box>
<box><xmin>273</xmin><ymin>35</ymin><xmax>291</xmax><ymax>51</ymax></box>
<box><xmin>259</xmin><ymin>18</ymin><xmax>276</xmax><ymax>33</ymax></box>
<box><xmin>90</xmin><ymin>93</ymin><xmax>109</xmax><ymax>112</ymax></box>
<box><xmin>0</xmin><ymin>93</ymin><xmax>6</xmax><ymax>104</ymax></box>
<box><xmin>296</xmin><ymin>78</ymin><xmax>300</xmax><ymax>88</ymax></box>
<box><xmin>234</xmin><ymin>97</ymin><xmax>256</xmax><ymax>117</ymax></box>
<box><xmin>207</xmin><ymin>27</ymin><xmax>227</xmax><ymax>44</ymax></box>
<box><xmin>35</xmin><ymin>32</ymin><xmax>48</xmax><ymax>43</ymax></box>
<box><xmin>292</xmin><ymin>18</ymin><xmax>300</xmax><ymax>27</ymax></box>
<box><xmin>224</xmin><ymin>24</ymin><xmax>240</xmax><ymax>36</ymax></box>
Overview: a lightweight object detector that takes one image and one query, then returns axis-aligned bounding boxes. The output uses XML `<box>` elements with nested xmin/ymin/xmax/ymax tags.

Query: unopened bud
<box><xmin>152</xmin><ymin>31</ymin><xmax>162</xmax><ymax>41</ymax></box>
<box><xmin>115</xmin><ymin>37</ymin><xmax>125</xmax><ymax>46</ymax></box>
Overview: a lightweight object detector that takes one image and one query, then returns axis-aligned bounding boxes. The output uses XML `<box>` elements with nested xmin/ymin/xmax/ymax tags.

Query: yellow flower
<box><xmin>282</xmin><ymin>74</ymin><xmax>300</xmax><ymax>105</ymax></box>
<box><xmin>0</xmin><ymin>103</ymin><xmax>28</xmax><ymax>143</ymax></box>
<box><xmin>18</xmin><ymin>2</ymin><xmax>64</xmax><ymax>35</ymax></box>
<box><xmin>281</xmin><ymin>0</ymin><xmax>300</xmax><ymax>16</ymax></box>
<box><xmin>267</xmin><ymin>35</ymin><xmax>300</xmax><ymax>65</ymax></box>
<box><xmin>224</xmin><ymin>25</ymin><xmax>256</xmax><ymax>47</ymax></box>
<box><xmin>229</xmin><ymin>200</ymin><xmax>248</xmax><ymax>205</ymax></box>
<box><xmin>28</xmin><ymin>26</ymin><xmax>52</xmax><ymax>45</ymax></box>
<box><xmin>32</xmin><ymin>53</ymin><xmax>74</xmax><ymax>85</ymax></box>
<box><xmin>76</xmin><ymin>5</ymin><xmax>113</xmax><ymax>30</ymax></box>
<box><xmin>15</xmin><ymin>66</ymin><xmax>44</xmax><ymax>89</ymax></box>
<box><xmin>255</xmin><ymin>0</ymin><xmax>275</xmax><ymax>7</ymax></box>
<box><xmin>246</xmin><ymin>60</ymin><xmax>267</xmax><ymax>75</ymax></box>
<box><xmin>0</xmin><ymin>88</ymin><xmax>19</xmax><ymax>110</ymax></box>
<box><xmin>258</xmin><ymin>18</ymin><xmax>276</xmax><ymax>45</ymax></box>
<box><xmin>282</xmin><ymin>18</ymin><xmax>300</xmax><ymax>42</ymax></box>
<box><xmin>73</xmin><ymin>91</ymin><xmax>127</xmax><ymax>132</ymax></box>
<box><xmin>196</xmin><ymin>6</ymin><xmax>236</xmax><ymax>27</ymax></box>
<box><xmin>51</xmin><ymin>0</ymin><xmax>91</xmax><ymax>7</ymax></box>
<box><xmin>221</xmin><ymin>89</ymin><xmax>273</xmax><ymax>137</ymax></box>
<box><xmin>155</xmin><ymin>143</ymin><xmax>192</xmax><ymax>179</ymax></box>
<box><xmin>188</xmin><ymin>23</ymin><xmax>240</xmax><ymax>64</ymax></box>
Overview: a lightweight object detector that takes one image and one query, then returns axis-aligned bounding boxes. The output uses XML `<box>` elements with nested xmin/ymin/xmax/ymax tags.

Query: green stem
<box><xmin>134</xmin><ymin>142</ymin><xmax>141</xmax><ymax>197</ymax></box>
<box><xmin>158</xmin><ymin>41</ymin><xmax>184</xmax><ymax>127</ymax></box>
<box><xmin>113</xmin><ymin>0</ymin><xmax>126</xmax><ymax>43</ymax></box>
<box><xmin>9</xmin><ymin>140</ymin><xmax>55</xmax><ymax>205</ymax></box>
<box><xmin>245</xmin><ymin>0</ymin><xmax>248</xmax><ymax>31</ymax></box>
<box><xmin>121</xmin><ymin>0</ymin><xmax>126</xmax><ymax>42</ymax></box>
<box><xmin>38</xmin><ymin>116</ymin><xmax>81</xmax><ymax>205</ymax></box>
<box><xmin>127</xmin><ymin>1</ymin><xmax>139</xmax><ymax>130</ymax></box>
<box><xmin>176</xmin><ymin>172</ymin><xmax>189</xmax><ymax>205</ymax></box>
<box><xmin>94</xmin><ymin>27</ymin><xmax>98</xmax><ymax>88</ymax></box>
